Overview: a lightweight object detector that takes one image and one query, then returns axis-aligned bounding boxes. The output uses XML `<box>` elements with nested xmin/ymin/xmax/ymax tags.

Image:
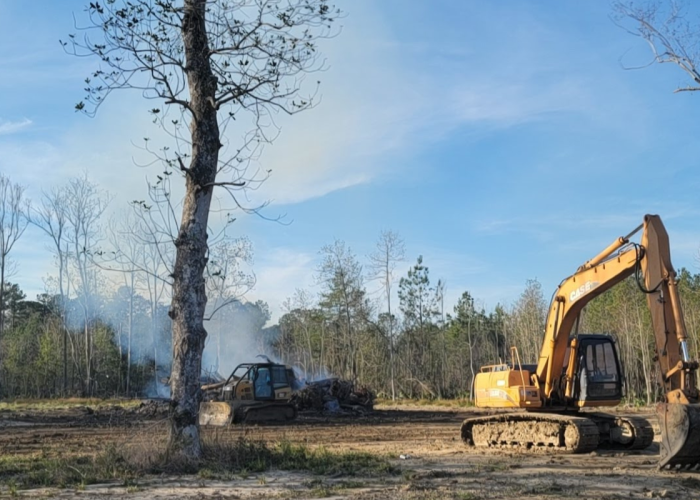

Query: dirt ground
<box><xmin>1</xmin><ymin>402</ymin><xmax>699</xmax><ymax>499</ymax></box>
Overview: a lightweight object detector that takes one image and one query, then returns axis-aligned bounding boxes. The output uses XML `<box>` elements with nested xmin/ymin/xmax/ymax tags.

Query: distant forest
<box><xmin>1</xmin><ymin>173</ymin><xmax>699</xmax><ymax>403</ymax></box>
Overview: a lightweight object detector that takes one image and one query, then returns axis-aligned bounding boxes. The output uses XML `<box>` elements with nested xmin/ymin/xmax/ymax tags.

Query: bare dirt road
<box><xmin>1</xmin><ymin>402</ymin><xmax>698</xmax><ymax>499</ymax></box>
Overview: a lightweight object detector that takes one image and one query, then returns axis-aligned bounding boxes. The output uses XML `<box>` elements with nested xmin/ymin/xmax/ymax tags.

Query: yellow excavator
<box><xmin>199</xmin><ymin>362</ymin><xmax>297</xmax><ymax>425</ymax></box>
<box><xmin>461</xmin><ymin>214</ymin><xmax>700</xmax><ymax>469</ymax></box>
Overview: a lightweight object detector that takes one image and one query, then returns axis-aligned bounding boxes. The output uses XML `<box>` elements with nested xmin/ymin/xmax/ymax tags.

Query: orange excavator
<box><xmin>461</xmin><ymin>215</ymin><xmax>700</xmax><ymax>469</ymax></box>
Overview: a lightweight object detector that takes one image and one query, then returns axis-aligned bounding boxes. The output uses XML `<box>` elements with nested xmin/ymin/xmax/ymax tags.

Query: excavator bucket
<box><xmin>199</xmin><ymin>402</ymin><xmax>234</xmax><ymax>426</ymax></box>
<box><xmin>657</xmin><ymin>403</ymin><xmax>700</xmax><ymax>469</ymax></box>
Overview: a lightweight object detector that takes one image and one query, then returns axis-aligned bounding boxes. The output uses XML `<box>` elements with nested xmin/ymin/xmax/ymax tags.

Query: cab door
<box><xmin>253</xmin><ymin>366</ymin><xmax>274</xmax><ymax>400</ymax></box>
<box><xmin>576</xmin><ymin>336</ymin><xmax>623</xmax><ymax>403</ymax></box>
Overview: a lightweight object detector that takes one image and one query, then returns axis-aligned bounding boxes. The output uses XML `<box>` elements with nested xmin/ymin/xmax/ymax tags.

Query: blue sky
<box><xmin>1</xmin><ymin>0</ymin><xmax>700</xmax><ymax>320</ymax></box>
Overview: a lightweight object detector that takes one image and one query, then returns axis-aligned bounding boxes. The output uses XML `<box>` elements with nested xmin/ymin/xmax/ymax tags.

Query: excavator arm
<box><xmin>641</xmin><ymin>217</ymin><xmax>698</xmax><ymax>402</ymax></box>
<box><xmin>535</xmin><ymin>241</ymin><xmax>639</xmax><ymax>399</ymax></box>
<box><xmin>535</xmin><ymin>215</ymin><xmax>698</xmax><ymax>403</ymax></box>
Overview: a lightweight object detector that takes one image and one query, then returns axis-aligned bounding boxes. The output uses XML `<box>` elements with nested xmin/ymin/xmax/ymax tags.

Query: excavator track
<box><xmin>614</xmin><ymin>416</ymin><xmax>655</xmax><ymax>450</ymax></box>
<box><xmin>588</xmin><ymin>413</ymin><xmax>655</xmax><ymax>450</ymax></box>
<box><xmin>461</xmin><ymin>413</ymin><xmax>600</xmax><ymax>453</ymax></box>
<box><xmin>235</xmin><ymin>403</ymin><xmax>297</xmax><ymax>424</ymax></box>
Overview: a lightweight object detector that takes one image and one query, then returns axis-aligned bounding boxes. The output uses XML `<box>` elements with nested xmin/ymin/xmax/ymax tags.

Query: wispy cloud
<box><xmin>0</xmin><ymin>118</ymin><xmax>31</xmax><ymax>135</ymax></box>
<box><xmin>235</xmin><ymin>2</ymin><xmax>607</xmax><ymax>208</ymax></box>
<box><xmin>475</xmin><ymin>204</ymin><xmax>700</xmax><ymax>239</ymax></box>
<box><xmin>248</xmin><ymin>248</ymin><xmax>318</xmax><ymax>321</ymax></box>
<box><xmin>0</xmin><ymin>2</ymin><xmax>617</xmax><ymax>213</ymax></box>
<box><xmin>448</xmin><ymin>78</ymin><xmax>591</xmax><ymax>127</ymax></box>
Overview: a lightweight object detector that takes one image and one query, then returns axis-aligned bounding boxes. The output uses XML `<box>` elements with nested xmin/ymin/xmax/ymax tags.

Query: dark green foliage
<box><xmin>0</xmin><ymin>282</ymin><xmax>161</xmax><ymax>398</ymax></box>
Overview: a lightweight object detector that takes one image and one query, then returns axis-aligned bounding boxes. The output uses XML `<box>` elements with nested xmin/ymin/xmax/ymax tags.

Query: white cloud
<box><xmin>0</xmin><ymin>118</ymin><xmax>31</xmax><ymax>135</ymax></box>
<box><xmin>474</xmin><ymin>204</ymin><xmax>700</xmax><ymax>242</ymax></box>
<box><xmin>248</xmin><ymin>248</ymin><xmax>318</xmax><ymax>321</ymax></box>
<box><xmin>233</xmin><ymin>3</ymin><xmax>605</xmax><ymax>208</ymax></box>
<box><xmin>449</xmin><ymin>78</ymin><xmax>590</xmax><ymax>127</ymax></box>
<box><xmin>1</xmin><ymin>1</ymin><xmax>612</xmax><ymax>215</ymax></box>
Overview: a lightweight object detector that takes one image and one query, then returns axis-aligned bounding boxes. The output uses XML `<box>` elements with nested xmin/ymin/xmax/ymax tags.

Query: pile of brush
<box><xmin>291</xmin><ymin>378</ymin><xmax>374</xmax><ymax>415</ymax></box>
<box><xmin>132</xmin><ymin>399</ymin><xmax>171</xmax><ymax>418</ymax></box>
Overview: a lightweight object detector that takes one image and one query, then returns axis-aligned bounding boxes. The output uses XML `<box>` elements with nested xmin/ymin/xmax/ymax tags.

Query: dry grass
<box><xmin>0</xmin><ymin>445</ymin><xmax>136</xmax><ymax>489</ymax></box>
<box><xmin>376</xmin><ymin>398</ymin><xmax>474</xmax><ymax>408</ymax></box>
<box><xmin>0</xmin><ymin>432</ymin><xmax>396</xmax><ymax>490</ymax></box>
<box><xmin>0</xmin><ymin>398</ymin><xmax>141</xmax><ymax>411</ymax></box>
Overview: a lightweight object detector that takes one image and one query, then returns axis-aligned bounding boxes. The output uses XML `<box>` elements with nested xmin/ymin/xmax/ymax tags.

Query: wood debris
<box><xmin>290</xmin><ymin>378</ymin><xmax>374</xmax><ymax>415</ymax></box>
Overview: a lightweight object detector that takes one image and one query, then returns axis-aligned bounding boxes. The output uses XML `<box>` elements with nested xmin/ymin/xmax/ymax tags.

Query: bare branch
<box><xmin>614</xmin><ymin>0</ymin><xmax>700</xmax><ymax>92</ymax></box>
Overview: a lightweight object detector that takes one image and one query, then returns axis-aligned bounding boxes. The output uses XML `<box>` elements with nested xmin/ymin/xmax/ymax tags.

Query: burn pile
<box><xmin>291</xmin><ymin>378</ymin><xmax>374</xmax><ymax>415</ymax></box>
<box><xmin>132</xmin><ymin>399</ymin><xmax>171</xmax><ymax>418</ymax></box>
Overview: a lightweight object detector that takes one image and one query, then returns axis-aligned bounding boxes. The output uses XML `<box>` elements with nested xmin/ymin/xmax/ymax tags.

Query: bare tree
<box><xmin>508</xmin><ymin>279</ymin><xmax>547</xmax><ymax>364</ymax></box>
<box><xmin>205</xmin><ymin>238</ymin><xmax>255</xmax><ymax>320</ymax></box>
<box><xmin>367</xmin><ymin>230</ymin><xmax>404</xmax><ymax>400</ymax></box>
<box><xmin>204</xmin><ymin>237</ymin><xmax>255</xmax><ymax>372</ymax></box>
<box><xmin>139</xmin><ymin>229</ymin><xmax>173</xmax><ymax>392</ymax></box>
<box><xmin>97</xmin><ymin>201</ymin><xmax>172</xmax><ymax>395</ymax></box>
<box><xmin>0</xmin><ymin>175</ymin><xmax>29</xmax><ymax>343</ymax></box>
<box><xmin>33</xmin><ymin>187</ymin><xmax>70</xmax><ymax>393</ymax></box>
<box><xmin>126</xmin><ymin>177</ymin><xmax>177</xmax><ymax>391</ymax></box>
<box><xmin>66</xmin><ymin>0</ymin><xmax>339</xmax><ymax>456</ymax></box>
<box><xmin>281</xmin><ymin>288</ymin><xmax>320</xmax><ymax>377</ymax></box>
<box><xmin>64</xmin><ymin>175</ymin><xmax>109</xmax><ymax>396</ymax></box>
<box><xmin>613</xmin><ymin>1</ymin><xmax>700</xmax><ymax>92</ymax></box>
<box><xmin>317</xmin><ymin>240</ymin><xmax>365</xmax><ymax>381</ymax></box>
<box><xmin>105</xmin><ymin>212</ymin><xmax>146</xmax><ymax>395</ymax></box>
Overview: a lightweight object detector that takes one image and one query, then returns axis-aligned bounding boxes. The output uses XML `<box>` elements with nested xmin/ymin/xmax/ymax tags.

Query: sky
<box><xmin>1</xmin><ymin>0</ymin><xmax>700</xmax><ymax>322</ymax></box>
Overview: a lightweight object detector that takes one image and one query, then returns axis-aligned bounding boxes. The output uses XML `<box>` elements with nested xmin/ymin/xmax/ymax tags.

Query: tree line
<box><xmin>0</xmin><ymin>278</ymin><xmax>273</xmax><ymax>399</ymax></box>
<box><xmin>1</xmin><ymin>172</ymin><xmax>699</xmax><ymax>404</ymax></box>
<box><xmin>0</xmin><ymin>173</ymin><xmax>271</xmax><ymax>398</ymax></box>
<box><xmin>272</xmin><ymin>234</ymin><xmax>700</xmax><ymax>404</ymax></box>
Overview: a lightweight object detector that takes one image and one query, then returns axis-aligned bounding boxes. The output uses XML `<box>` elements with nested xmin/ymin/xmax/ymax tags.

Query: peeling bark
<box><xmin>168</xmin><ymin>0</ymin><xmax>219</xmax><ymax>457</ymax></box>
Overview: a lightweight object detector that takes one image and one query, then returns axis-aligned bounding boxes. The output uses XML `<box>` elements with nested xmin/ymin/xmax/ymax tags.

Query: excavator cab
<box><xmin>566</xmin><ymin>335</ymin><xmax>623</xmax><ymax>406</ymax></box>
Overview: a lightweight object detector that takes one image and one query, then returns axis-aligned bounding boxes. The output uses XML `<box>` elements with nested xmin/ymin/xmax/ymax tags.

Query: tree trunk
<box><xmin>150</xmin><ymin>276</ymin><xmax>160</xmax><ymax>392</ymax></box>
<box><xmin>126</xmin><ymin>271</ymin><xmax>134</xmax><ymax>395</ymax></box>
<box><xmin>0</xmin><ymin>264</ymin><xmax>5</xmax><ymax>390</ymax></box>
<box><xmin>60</xmin><ymin>254</ymin><xmax>67</xmax><ymax>396</ymax></box>
<box><xmin>117</xmin><ymin>322</ymin><xmax>123</xmax><ymax>394</ymax></box>
<box><xmin>386</xmin><ymin>270</ymin><xmax>396</xmax><ymax>401</ymax></box>
<box><xmin>168</xmin><ymin>0</ymin><xmax>219</xmax><ymax>458</ymax></box>
<box><xmin>216</xmin><ymin>298</ymin><xmax>222</xmax><ymax>373</ymax></box>
<box><xmin>84</xmin><ymin>319</ymin><xmax>90</xmax><ymax>396</ymax></box>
